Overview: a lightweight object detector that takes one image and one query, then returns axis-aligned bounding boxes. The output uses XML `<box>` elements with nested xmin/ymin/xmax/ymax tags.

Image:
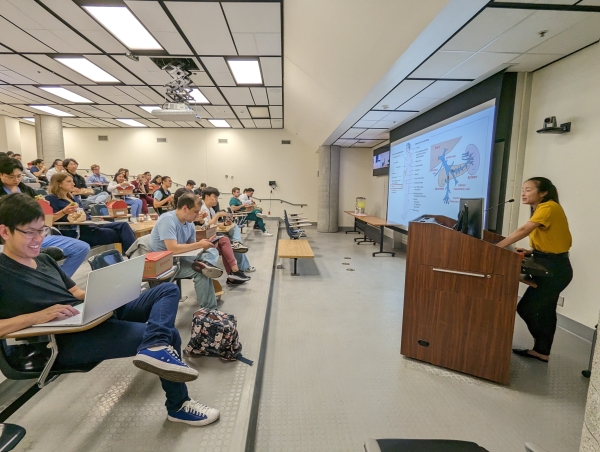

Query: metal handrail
<box><xmin>253</xmin><ymin>197</ymin><xmax>307</xmax><ymax>208</ymax></box>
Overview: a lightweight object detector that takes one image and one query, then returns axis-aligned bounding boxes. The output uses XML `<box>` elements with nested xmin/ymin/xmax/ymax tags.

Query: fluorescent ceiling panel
<box><xmin>227</xmin><ymin>60</ymin><xmax>262</xmax><ymax>85</ymax></box>
<box><xmin>249</xmin><ymin>106</ymin><xmax>270</xmax><ymax>118</ymax></box>
<box><xmin>139</xmin><ymin>105</ymin><xmax>160</xmax><ymax>114</ymax></box>
<box><xmin>22</xmin><ymin>117</ymin><xmax>35</xmax><ymax>122</ymax></box>
<box><xmin>84</xmin><ymin>6</ymin><xmax>162</xmax><ymax>51</ymax></box>
<box><xmin>39</xmin><ymin>87</ymin><xmax>93</xmax><ymax>103</ymax></box>
<box><xmin>55</xmin><ymin>58</ymin><xmax>119</xmax><ymax>83</ymax></box>
<box><xmin>209</xmin><ymin>119</ymin><xmax>231</xmax><ymax>128</ymax></box>
<box><xmin>116</xmin><ymin>118</ymin><xmax>147</xmax><ymax>127</ymax></box>
<box><xmin>190</xmin><ymin>89</ymin><xmax>210</xmax><ymax>104</ymax></box>
<box><xmin>29</xmin><ymin>105</ymin><xmax>74</xmax><ymax>117</ymax></box>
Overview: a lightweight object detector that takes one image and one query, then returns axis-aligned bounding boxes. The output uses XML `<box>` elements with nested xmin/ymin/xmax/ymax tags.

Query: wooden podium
<box><xmin>400</xmin><ymin>215</ymin><xmax>523</xmax><ymax>385</ymax></box>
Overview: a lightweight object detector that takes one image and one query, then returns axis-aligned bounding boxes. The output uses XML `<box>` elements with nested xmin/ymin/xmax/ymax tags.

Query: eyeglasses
<box><xmin>15</xmin><ymin>226</ymin><xmax>51</xmax><ymax>239</ymax></box>
<box><xmin>1</xmin><ymin>174</ymin><xmax>23</xmax><ymax>181</ymax></box>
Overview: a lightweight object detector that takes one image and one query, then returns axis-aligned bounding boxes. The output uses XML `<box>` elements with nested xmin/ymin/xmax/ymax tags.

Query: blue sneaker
<box><xmin>168</xmin><ymin>399</ymin><xmax>220</xmax><ymax>426</ymax></box>
<box><xmin>133</xmin><ymin>346</ymin><xmax>199</xmax><ymax>382</ymax></box>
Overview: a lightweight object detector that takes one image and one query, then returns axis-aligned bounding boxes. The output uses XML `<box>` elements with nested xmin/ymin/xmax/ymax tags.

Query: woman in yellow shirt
<box><xmin>497</xmin><ymin>177</ymin><xmax>573</xmax><ymax>363</ymax></box>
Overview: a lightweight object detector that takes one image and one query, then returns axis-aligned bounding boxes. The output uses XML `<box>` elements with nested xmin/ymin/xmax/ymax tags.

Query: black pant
<box><xmin>517</xmin><ymin>255</ymin><xmax>573</xmax><ymax>355</ymax></box>
<box><xmin>63</xmin><ymin>223</ymin><xmax>136</xmax><ymax>252</ymax></box>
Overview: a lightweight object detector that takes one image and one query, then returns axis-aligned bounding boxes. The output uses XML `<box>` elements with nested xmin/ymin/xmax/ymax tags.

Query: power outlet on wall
<box><xmin>558</xmin><ymin>296</ymin><xmax>564</xmax><ymax>307</ymax></box>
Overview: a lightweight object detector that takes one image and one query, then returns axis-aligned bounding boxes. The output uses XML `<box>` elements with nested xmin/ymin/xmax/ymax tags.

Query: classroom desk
<box><xmin>216</xmin><ymin>223</ymin><xmax>235</xmax><ymax>233</ymax></box>
<box><xmin>129</xmin><ymin>220</ymin><xmax>157</xmax><ymax>238</ymax></box>
<box><xmin>344</xmin><ymin>211</ymin><xmax>403</xmax><ymax>257</ymax></box>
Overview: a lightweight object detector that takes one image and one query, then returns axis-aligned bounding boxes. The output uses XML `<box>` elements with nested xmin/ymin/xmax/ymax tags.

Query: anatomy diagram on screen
<box><xmin>430</xmin><ymin>137</ymin><xmax>480</xmax><ymax>204</ymax></box>
<box><xmin>402</xmin><ymin>143</ymin><xmax>414</xmax><ymax>219</ymax></box>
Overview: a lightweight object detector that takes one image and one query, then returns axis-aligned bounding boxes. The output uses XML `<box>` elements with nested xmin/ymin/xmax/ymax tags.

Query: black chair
<box><xmin>0</xmin><ymin>423</ymin><xmax>26</xmax><ymax>451</ymax></box>
<box><xmin>283</xmin><ymin>210</ymin><xmax>301</xmax><ymax>239</ymax></box>
<box><xmin>33</xmin><ymin>188</ymin><xmax>47</xmax><ymax>196</ymax></box>
<box><xmin>88</xmin><ymin>249</ymin><xmax>123</xmax><ymax>270</ymax></box>
<box><xmin>90</xmin><ymin>203</ymin><xmax>109</xmax><ymax>217</ymax></box>
<box><xmin>364</xmin><ymin>438</ymin><xmax>489</xmax><ymax>452</ymax></box>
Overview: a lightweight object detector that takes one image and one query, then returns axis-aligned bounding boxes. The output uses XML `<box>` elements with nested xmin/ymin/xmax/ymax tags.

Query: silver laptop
<box><xmin>33</xmin><ymin>255</ymin><xmax>146</xmax><ymax>327</ymax></box>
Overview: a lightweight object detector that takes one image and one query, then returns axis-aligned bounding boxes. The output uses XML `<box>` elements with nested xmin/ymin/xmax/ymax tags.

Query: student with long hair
<box><xmin>497</xmin><ymin>177</ymin><xmax>573</xmax><ymax>362</ymax></box>
<box><xmin>46</xmin><ymin>173</ymin><xmax>136</xmax><ymax>251</ymax></box>
<box><xmin>108</xmin><ymin>172</ymin><xmax>144</xmax><ymax>219</ymax></box>
<box><xmin>131</xmin><ymin>173</ymin><xmax>153</xmax><ymax>214</ymax></box>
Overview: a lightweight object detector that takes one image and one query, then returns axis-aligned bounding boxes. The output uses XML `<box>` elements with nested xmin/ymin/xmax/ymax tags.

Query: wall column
<box><xmin>34</xmin><ymin>114</ymin><xmax>64</xmax><ymax>162</ymax></box>
<box><xmin>0</xmin><ymin>116</ymin><xmax>22</xmax><ymax>155</ymax></box>
<box><xmin>317</xmin><ymin>145</ymin><xmax>340</xmax><ymax>233</ymax></box>
<box><xmin>580</xmin><ymin>315</ymin><xmax>600</xmax><ymax>452</ymax></box>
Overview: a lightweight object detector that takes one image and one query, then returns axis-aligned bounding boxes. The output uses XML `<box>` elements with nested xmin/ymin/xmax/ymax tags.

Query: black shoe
<box><xmin>191</xmin><ymin>260</ymin><xmax>224</xmax><ymax>279</ymax></box>
<box><xmin>226</xmin><ymin>278</ymin><xmax>247</xmax><ymax>286</ymax></box>
<box><xmin>228</xmin><ymin>271</ymin><xmax>250</xmax><ymax>282</ymax></box>
<box><xmin>512</xmin><ymin>348</ymin><xmax>548</xmax><ymax>363</ymax></box>
<box><xmin>40</xmin><ymin>246</ymin><xmax>64</xmax><ymax>262</ymax></box>
<box><xmin>253</xmin><ymin>223</ymin><xmax>261</xmax><ymax>230</ymax></box>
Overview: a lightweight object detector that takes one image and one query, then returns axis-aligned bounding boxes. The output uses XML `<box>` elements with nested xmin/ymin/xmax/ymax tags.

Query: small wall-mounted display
<box><xmin>373</xmin><ymin>145</ymin><xmax>390</xmax><ymax>176</ymax></box>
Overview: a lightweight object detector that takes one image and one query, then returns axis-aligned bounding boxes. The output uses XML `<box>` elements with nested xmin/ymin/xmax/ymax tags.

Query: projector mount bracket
<box><xmin>161</xmin><ymin>61</ymin><xmax>194</xmax><ymax>107</ymax></box>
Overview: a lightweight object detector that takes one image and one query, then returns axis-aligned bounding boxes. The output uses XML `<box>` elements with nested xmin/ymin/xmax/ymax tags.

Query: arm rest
<box><xmin>1</xmin><ymin>312</ymin><xmax>113</xmax><ymax>340</ymax></box>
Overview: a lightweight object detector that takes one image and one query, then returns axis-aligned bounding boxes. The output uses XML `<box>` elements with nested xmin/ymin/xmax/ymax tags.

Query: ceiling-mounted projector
<box><xmin>152</xmin><ymin>103</ymin><xmax>200</xmax><ymax>121</ymax></box>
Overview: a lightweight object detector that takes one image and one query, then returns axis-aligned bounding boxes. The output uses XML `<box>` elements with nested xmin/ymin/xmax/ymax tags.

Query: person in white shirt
<box><xmin>46</xmin><ymin>159</ymin><xmax>65</xmax><ymax>182</ymax></box>
<box><xmin>239</xmin><ymin>188</ymin><xmax>254</xmax><ymax>206</ymax></box>
<box><xmin>107</xmin><ymin>172</ymin><xmax>144</xmax><ymax>219</ymax></box>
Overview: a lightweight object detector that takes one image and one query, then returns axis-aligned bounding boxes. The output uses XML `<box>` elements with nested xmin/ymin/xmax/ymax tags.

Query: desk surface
<box><xmin>217</xmin><ymin>223</ymin><xmax>235</xmax><ymax>233</ymax></box>
<box><xmin>278</xmin><ymin>239</ymin><xmax>314</xmax><ymax>258</ymax></box>
<box><xmin>2</xmin><ymin>311</ymin><xmax>113</xmax><ymax>339</ymax></box>
<box><xmin>54</xmin><ymin>220</ymin><xmax>111</xmax><ymax>225</ymax></box>
<box><xmin>343</xmin><ymin>211</ymin><xmax>398</xmax><ymax>227</ymax></box>
<box><xmin>129</xmin><ymin>220</ymin><xmax>157</xmax><ymax>233</ymax></box>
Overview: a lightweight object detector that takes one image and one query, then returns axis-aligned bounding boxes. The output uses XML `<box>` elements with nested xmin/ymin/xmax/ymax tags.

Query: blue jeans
<box><xmin>55</xmin><ymin>283</ymin><xmax>189</xmax><ymax>412</ymax></box>
<box><xmin>124</xmin><ymin>197</ymin><xmax>143</xmax><ymax>218</ymax></box>
<box><xmin>42</xmin><ymin>235</ymin><xmax>90</xmax><ymax>277</ymax></box>
<box><xmin>81</xmin><ymin>191</ymin><xmax>110</xmax><ymax>209</ymax></box>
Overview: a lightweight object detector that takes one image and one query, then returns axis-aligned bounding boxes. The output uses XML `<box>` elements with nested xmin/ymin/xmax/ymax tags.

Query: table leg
<box><xmin>346</xmin><ymin>217</ymin><xmax>360</xmax><ymax>234</ymax></box>
<box><xmin>291</xmin><ymin>258</ymin><xmax>299</xmax><ymax>276</ymax></box>
<box><xmin>373</xmin><ymin>226</ymin><xmax>395</xmax><ymax>257</ymax></box>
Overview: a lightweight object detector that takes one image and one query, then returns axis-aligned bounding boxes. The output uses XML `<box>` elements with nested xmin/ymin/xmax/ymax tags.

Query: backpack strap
<box><xmin>237</xmin><ymin>354</ymin><xmax>254</xmax><ymax>366</ymax></box>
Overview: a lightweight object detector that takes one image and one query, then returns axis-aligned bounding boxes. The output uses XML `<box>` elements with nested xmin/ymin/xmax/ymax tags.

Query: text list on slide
<box><xmin>387</xmin><ymin>106</ymin><xmax>495</xmax><ymax>227</ymax></box>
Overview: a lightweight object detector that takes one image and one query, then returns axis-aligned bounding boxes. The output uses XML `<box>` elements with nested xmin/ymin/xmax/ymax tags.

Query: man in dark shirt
<box><xmin>0</xmin><ymin>194</ymin><xmax>219</xmax><ymax>426</ymax></box>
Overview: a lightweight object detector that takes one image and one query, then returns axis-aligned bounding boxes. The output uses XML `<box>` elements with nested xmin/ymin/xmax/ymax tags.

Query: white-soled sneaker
<box><xmin>262</xmin><ymin>231</ymin><xmax>273</xmax><ymax>237</ymax></box>
<box><xmin>256</xmin><ymin>212</ymin><xmax>268</xmax><ymax>219</ymax></box>
<box><xmin>243</xmin><ymin>266</ymin><xmax>256</xmax><ymax>273</ymax></box>
<box><xmin>133</xmin><ymin>346</ymin><xmax>198</xmax><ymax>382</ymax></box>
<box><xmin>167</xmin><ymin>399</ymin><xmax>220</xmax><ymax>426</ymax></box>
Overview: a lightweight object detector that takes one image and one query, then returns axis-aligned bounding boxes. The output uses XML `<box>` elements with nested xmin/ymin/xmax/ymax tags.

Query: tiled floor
<box><xmin>8</xmin><ymin>223</ymin><xmax>278</xmax><ymax>452</ymax></box>
<box><xmin>256</xmin><ymin>228</ymin><xmax>591</xmax><ymax>452</ymax></box>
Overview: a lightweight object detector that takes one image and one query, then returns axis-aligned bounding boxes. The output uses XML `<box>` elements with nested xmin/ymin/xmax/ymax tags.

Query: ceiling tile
<box><xmin>199</xmin><ymin>119</ymin><xmax>214</xmax><ymax>128</ymax></box>
<box><xmin>135</xmin><ymin>86</ymin><xmax>165</xmax><ymax>104</ymax></box>
<box><xmin>232</xmin><ymin>34</ymin><xmax>258</xmax><ymax>55</ymax></box>
<box><xmin>85</xmin><ymin>86</ymin><xmax>140</xmax><ymax>104</ymax></box>
<box><xmin>198</xmin><ymin>87</ymin><xmax>226</xmax><ymax>105</ymax></box>
<box><xmin>193</xmin><ymin>105</ymin><xmax>213</xmax><ymax>119</ymax></box>
<box><xmin>190</xmin><ymin>72</ymin><xmax>213</xmax><ymax>86</ymax></box>
<box><xmin>68</xmin><ymin>105</ymin><xmax>116</xmax><ymax>118</ymax></box>
<box><xmin>24</xmin><ymin>55</ymin><xmax>95</xmax><ymax>85</ymax></box>
<box><xmin>361</xmin><ymin>111</ymin><xmax>390</xmax><ymax>121</ymax></box>
<box><xmin>166</xmin><ymin>2</ymin><xmax>237</xmax><ymax>55</ymax></box>
<box><xmin>253</xmin><ymin>118</ymin><xmax>271</xmax><ymax>128</ymax></box>
<box><xmin>57</xmin><ymin>86</ymin><xmax>111</xmax><ymax>104</ymax></box>
<box><xmin>266</xmin><ymin>87</ymin><xmax>282</xmax><ymax>105</ymax></box>
<box><xmin>220</xmin><ymin>87</ymin><xmax>255</xmax><ymax>105</ymax></box>
<box><xmin>482</xmin><ymin>10</ymin><xmax>591</xmax><ymax>54</ymax></box>
<box><xmin>0</xmin><ymin>104</ymin><xmax>35</xmax><ymax>116</ymax></box>
<box><xmin>356</xmin><ymin>129</ymin><xmax>389</xmax><ymax>139</ymax></box>
<box><xmin>84</xmin><ymin>55</ymin><xmax>142</xmax><ymax>85</ymax></box>
<box><xmin>492</xmin><ymin>0</ymin><xmax>578</xmax><ymax>3</ymax></box>
<box><xmin>174</xmin><ymin>121</ymin><xmax>192</xmax><ymax>128</ymax></box>
<box><xmin>270</xmin><ymin>118</ymin><xmax>283</xmax><ymax>128</ymax></box>
<box><xmin>15</xmin><ymin>86</ymin><xmax>69</xmax><ymax>104</ymax></box>
<box><xmin>506</xmin><ymin>53</ymin><xmax>562</xmax><ymax>72</ymax></box>
<box><xmin>116</xmin><ymin>86</ymin><xmax>155</xmax><ymax>104</ymax></box>
<box><xmin>200</xmin><ymin>57</ymin><xmax>236</xmax><ymax>86</ymax></box>
<box><xmin>250</xmin><ymin>87</ymin><xmax>269</xmax><ymax>105</ymax></box>
<box><xmin>525</xmin><ymin>13</ymin><xmax>600</xmax><ymax>55</ymax></box>
<box><xmin>411</xmin><ymin>51</ymin><xmax>474</xmax><ymax>78</ymax></box>
<box><xmin>228</xmin><ymin>119</ymin><xmax>243</xmax><ymax>128</ymax></box>
<box><xmin>0</xmin><ymin>54</ymin><xmax>69</xmax><ymax>84</ymax></box>
<box><xmin>269</xmin><ymin>106</ymin><xmax>282</xmax><ymax>118</ymax></box>
<box><xmin>354</xmin><ymin>119</ymin><xmax>378</xmax><ymax>128</ymax></box>
<box><xmin>375</xmin><ymin>80</ymin><xmax>433</xmax><ymax>110</ymax></box>
<box><xmin>0</xmin><ymin>17</ymin><xmax>55</xmax><ymax>53</ymax></box>
<box><xmin>415</xmin><ymin>80</ymin><xmax>470</xmax><ymax>99</ymax></box>
<box><xmin>94</xmin><ymin>105</ymin><xmax>140</xmax><ymax>118</ymax></box>
<box><xmin>232</xmin><ymin>106</ymin><xmax>250</xmax><ymax>119</ymax></box>
<box><xmin>112</xmin><ymin>55</ymin><xmax>172</xmax><ymax>85</ymax></box>
<box><xmin>442</xmin><ymin>53</ymin><xmax>517</xmax><ymax>79</ymax></box>
<box><xmin>260</xmin><ymin>57</ymin><xmax>282</xmax><ymax>86</ymax></box>
<box><xmin>186</xmin><ymin>121</ymin><xmax>203</xmax><ymax>128</ymax></box>
<box><xmin>398</xmin><ymin>97</ymin><xmax>439</xmax><ymax>111</ymax></box>
<box><xmin>579</xmin><ymin>0</ymin><xmax>600</xmax><ymax>4</ymax></box>
<box><xmin>222</xmin><ymin>3</ymin><xmax>281</xmax><ymax>33</ymax></box>
<box><xmin>240</xmin><ymin>119</ymin><xmax>256</xmax><ymax>128</ymax></box>
<box><xmin>341</xmin><ymin>128</ymin><xmax>367</xmax><ymax>139</ymax></box>
<box><xmin>204</xmin><ymin>105</ymin><xmax>236</xmax><ymax>119</ymax></box>
<box><xmin>125</xmin><ymin>1</ymin><xmax>191</xmax><ymax>54</ymax></box>
<box><xmin>40</xmin><ymin>0</ymin><xmax>127</xmax><ymax>53</ymax></box>
<box><xmin>150</xmin><ymin>118</ymin><xmax>181</xmax><ymax>128</ymax></box>
<box><xmin>381</xmin><ymin>111</ymin><xmax>416</xmax><ymax>123</ymax></box>
<box><xmin>441</xmin><ymin>8</ymin><xmax>534</xmax><ymax>52</ymax></box>
<box><xmin>255</xmin><ymin>34</ymin><xmax>282</xmax><ymax>56</ymax></box>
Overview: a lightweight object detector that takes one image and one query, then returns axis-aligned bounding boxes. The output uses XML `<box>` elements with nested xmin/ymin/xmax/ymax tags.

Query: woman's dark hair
<box><xmin>113</xmin><ymin>171</ymin><xmax>126</xmax><ymax>181</ymax></box>
<box><xmin>0</xmin><ymin>157</ymin><xmax>23</xmax><ymax>175</ymax></box>
<box><xmin>32</xmin><ymin>158</ymin><xmax>44</xmax><ymax>166</ymax></box>
<box><xmin>201</xmin><ymin>186</ymin><xmax>220</xmax><ymax>199</ymax></box>
<box><xmin>50</xmin><ymin>158</ymin><xmax>62</xmax><ymax>169</ymax></box>
<box><xmin>526</xmin><ymin>177</ymin><xmax>559</xmax><ymax>204</ymax></box>
<box><xmin>6</xmin><ymin>151</ymin><xmax>14</xmax><ymax>157</ymax></box>
<box><xmin>0</xmin><ymin>193</ymin><xmax>44</xmax><ymax>234</ymax></box>
<box><xmin>151</xmin><ymin>175</ymin><xmax>162</xmax><ymax>184</ymax></box>
<box><xmin>143</xmin><ymin>171</ymin><xmax>151</xmax><ymax>176</ymax></box>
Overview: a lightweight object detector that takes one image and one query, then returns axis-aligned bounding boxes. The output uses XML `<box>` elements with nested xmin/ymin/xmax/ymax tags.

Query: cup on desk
<box><xmin>137</xmin><ymin>215</ymin><xmax>145</xmax><ymax>223</ymax></box>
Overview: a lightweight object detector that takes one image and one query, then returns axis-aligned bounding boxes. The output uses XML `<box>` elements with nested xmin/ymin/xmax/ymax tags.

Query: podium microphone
<box><xmin>486</xmin><ymin>199</ymin><xmax>514</xmax><ymax>212</ymax></box>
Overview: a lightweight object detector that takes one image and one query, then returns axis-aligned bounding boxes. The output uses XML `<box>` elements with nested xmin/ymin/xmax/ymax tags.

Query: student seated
<box><xmin>0</xmin><ymin>194</ymin><xmax>219</xmax><ymax>426</ymax></box>
<box><xmin>86</xmin><ymin>164</ymin><xmax>109</xmax><ymax>187</ymax></box>
<box><xmin>193</xmin><ymin>182</ymin><xmax>206</xmax><ymax>197</ymax></box>
<box><xmin>46</xmin><ymin>159</ymin><xmax>65</xmax><ymax>182</ymax></box>
<box><xmin>63</xmin><ymin>158</ymin><xmax>110</xmax><ymax>208</ymax></box>
<box><xmin>0</xmin><ymin>157</ymin><xmax>90</xmax><ymax>277</ymax></box>
<box><xmin>185</xmin><ymin>180</ymin><xmax>196</xmax><ymax>192</ymax></box>
<box><xmin>229</xmin><ymin>187</ymin><xmax>271</xmax><ymax>236</ymax></box>
<box><xmin>131</xmin><ymin>173</ymin><xmax>153</xmax><ymax>214</ymax></box>
<box><xmin>108</xmin><ymin>172</ymin><xmax>144</xmax><ymax>220</ymax></box>
<box><xmin>149</xmin><ymin>193</ymin><xmax>235</xmax><ymax>309</ymax></box>
<box><xmin>29</xmin><ymin>158</ymin><xmax>48</xmax><ymax>183</ymax></box>
<box><xmin>153</xmin><ymin>176</ymin><xmax>174</xmax><ymax>216</ymax></box>
<box><xmin>46</xmin><ymin>173</ymin><xmax>136</xmax><ymax>252</ymax></box>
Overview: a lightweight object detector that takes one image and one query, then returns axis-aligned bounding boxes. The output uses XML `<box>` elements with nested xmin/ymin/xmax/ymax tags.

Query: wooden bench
<box><xmin>278</xmin><ymin>239</ymin><xmax>314</xmax><ymax>275</ymax></box>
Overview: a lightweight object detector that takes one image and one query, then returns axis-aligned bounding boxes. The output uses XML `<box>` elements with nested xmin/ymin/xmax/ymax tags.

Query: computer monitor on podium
<box><xmin>455</xmin><ymin>198</ymin><xmax>484</xmax><ymax>239</ymax></box>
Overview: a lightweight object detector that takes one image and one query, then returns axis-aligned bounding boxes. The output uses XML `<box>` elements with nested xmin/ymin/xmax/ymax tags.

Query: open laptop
<box><xmin>33</xmin><ymin>255</ymin><xmax>146</xmax><ymax>327</ymax></box>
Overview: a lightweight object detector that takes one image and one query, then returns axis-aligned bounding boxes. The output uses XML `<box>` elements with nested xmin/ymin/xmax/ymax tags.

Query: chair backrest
<box><xmin>90</xmin><ymin>203</ymin><xmax>108</xmax><ymax>216</ymax></box>
<box><xmin>34</xmin><ymin>188</ymin><xmax>47</xmax><ymax>196</ymax></box>
<box><xmin>87</xmin><ymin>249</ymin><xmax>124</xmax><ymax>271</ymax></box>
<box><xmin>283</xmin><ymin>210</ymin><xmax>300</xmax><ymax>239</ymax></box>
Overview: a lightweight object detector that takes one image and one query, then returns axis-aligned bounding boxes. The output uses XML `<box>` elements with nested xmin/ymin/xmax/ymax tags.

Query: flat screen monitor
<box><xmin>455</xmin><ymin>197</ymin><xmax>484</xmax><ymax>239</ymax></box>
<box><xmin>386</xmin><ymin>101</ymin><xmax>496</xmax><ymax>229</ymax></box>
<box><xmin>373</xmin><ymin>145</ymin><xmax>390</xmax><ymax>176</ymax></box>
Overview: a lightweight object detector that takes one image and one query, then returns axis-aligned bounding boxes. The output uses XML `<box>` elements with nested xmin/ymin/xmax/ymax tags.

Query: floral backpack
<box><xmin>185</xmin><ymin>309</ymin><xmax>253</xmax><ymax>365</ymax></box>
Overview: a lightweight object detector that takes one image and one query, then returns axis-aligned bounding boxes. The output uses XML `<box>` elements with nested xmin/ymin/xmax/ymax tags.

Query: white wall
<box><xmin>61</xmin><ymin>128</ymin><xmax>319</xmax><ymax>221</ymax></box>
<box><xmin>339</xmin><ymin>147</ymin><xmax>373</xmax><ymax>227</ymax></box>
<box><xmin>520</xmin><ymin>42</ymin><xmax>600</xmax><ymax>328</ymax></box>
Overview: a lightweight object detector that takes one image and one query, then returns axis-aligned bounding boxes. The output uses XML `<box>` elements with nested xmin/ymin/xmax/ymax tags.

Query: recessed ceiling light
<box><xmin>22</xmin><ymin>117</ymin><xmax>35</xmax><ymax>122</ymax></box>
<box><xmin>189</xmin><ymin>89</ymin><xmax>209</xmax><ymax>104</ymax></box>
<box><xmin>139</xmin><ymin>105</ymin><xmax>160</xmax><ymax>114</ymax></box>
<box><xmin>209</xmin><ymin>119</ymin><xmax>231</xmax><ymax>128</ymax></box>
<box><xmin>116</xmin><ymin>118</ymin><xmax>146</xmax><ymax>127</ymax></box>
<box><xmin>29</xmin><ymin>105</ymin><xmax>74</xmax><ymax>117</ymax></box>
<box><xmin>248</xmin><ymin>106</ymin><xmax>270</xmax><ymax>118</ymax></box>
<box><xmin>227</xmin><ymin>60</ymin><xmax>262</xmax><ymax>85</ymax></box>
<box><xmin>55</xmin><ymin>57</ymin><xmax>119</xmax><ymax>83</ymax></box>
<box><xmin>83</xmin><ymin>6</ymin><xmax>162</xmax><ymax>51</ymax></box>
<box><xmin>40</xmin><ymin>87</ymin><xmax>92</xmax><ymax>103</ymax></box>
